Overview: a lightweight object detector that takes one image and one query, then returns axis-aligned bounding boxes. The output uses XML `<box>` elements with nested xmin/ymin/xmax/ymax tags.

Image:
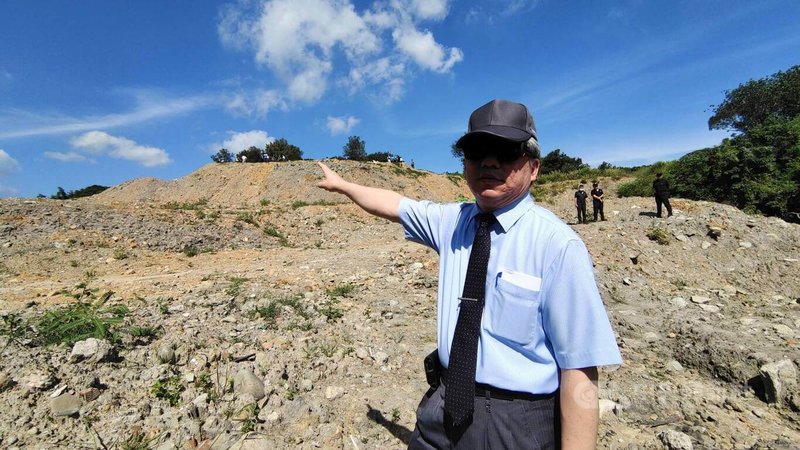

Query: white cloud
<box><xmin>44</xmin><ymin>151</ymin><xmax>90</xmax><ymax>162</ymax></box>
<box><xmin>225</xmin><ymin>89</ymin><xmax>286</xmax><ymax>118</ymax></box>
<box><xmin>0</xmin><ymin>149</ymin><xmax>20</xmax><ymax>176</ymax></box>
<box><xmin>218</xmin><ymin>0</ymin><xmax>461</xmax><ymax>104</ymax></box>
<box><xmin>326</xmin><ymin>115</ymin><xmax>359</xmax><ymax>135</ymax></box>
<box><xmin>0</xmin><ymin>93</ymin><xmax>213</xmax><ymax>140</ymax></box>
<box><xmin>393</xmin><ymin>26</ymin><xmax>463</xmax><ymax>73</ymax></box>
<box><xmin>211</xmin><ymin>130</ymin><xmax>275</xmax><ymax>154</ymax></box>
<box><xmin>70</xmin><ymin>131</ymin><xmax>171</xmax><ymax>167</ymax></box>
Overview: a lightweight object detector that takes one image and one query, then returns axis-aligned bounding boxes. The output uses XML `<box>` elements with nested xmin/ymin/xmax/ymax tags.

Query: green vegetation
<box><xmin>445</xmin><ymin>172</ymin><xmax>463</xmax><ymax>186</ymax></box>
<box><xmin>326</xmin><ymin>283</ymin><xmax>355</xmax><ymax>298</ymax></box>
<box><xmin>0</xmin><ymin>296</ymin><xmax>129</xmax><ymax>347</ymax></box>
<box><xmin>343</xmin><ymin>135</ymin><xmax>367</xmax><ymax>160</ymax></box>
<box><xmin>646</xmin><ymin>224</ymin><xmax>670</xmax><ymax>245</ymax></box>
<box><xmin>291</xmin><ymin>199</ymin><xmax>340</xmax><ymax>209</ymax></box>
<box><xmin>250</xmin><ymin>294</ymin><xmax>308</xmax><ymax>329</ymax></box>
<box><xmin>235</xmin><ymin>211</ymin><xmax>259</xmax><ymax>226</ymax></box>
<box><xmin>50</xmin><ymin>184</ymin><xmax>109</xmax><ymax>200</ymax></box>
<box><xmin>163</xmin><ymin>198</ymin><xmax>208</xmax><ymax>211</ymax></box>
<box><xmin>237</xmin><ymin>403</ymin><xmax>261</xmax><ymax>433</ymax></box>
<box><xmin>225</xmin><ymin>276</ymin><xmax>248</xmax><ymax>297</ymax></box>
<box><xmin>617</xmin><ymin>65</ymin><xmax>800</xmax><ymax>222</ymax></box>
<box><xmin>263</xmin><ymin>223</ymin><xmax>289</xmax><ymax>246</ymax></box>
<box><xmin>150</xmin><ymin>376</ymin><xmax>184</xmax><ymax>407</ymax></box>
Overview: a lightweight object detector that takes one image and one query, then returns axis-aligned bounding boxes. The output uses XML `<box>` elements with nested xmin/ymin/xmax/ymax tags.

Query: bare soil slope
<box><xmin>1</xmin><ymin>160</ymin><xmax>798</xmax><ymax>449</ymax></box>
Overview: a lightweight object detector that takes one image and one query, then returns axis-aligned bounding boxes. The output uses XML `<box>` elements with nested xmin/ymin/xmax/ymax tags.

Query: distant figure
<box><xmin>265</xmin><ymin>154</ymin><xmax>271</xmax><ymax>162</ymax></box>
<box><xmin>387</xmin><ymin>155</ymin><xmax>392</xmax><ymax>163</ymax></box>
<box><xmin>399</xmin><ymin>156</ymin><xmax>405</xmax><ymax>167</ymax></box>
<box><xmin>591</xmin><ymin>181</ymin><xmax>605</xmax><ymax>221</ymax></box>
<box><xmin>281</xmin><ymin>155</ymin><xmax>286</xmax><ymax>161</ymax></box>
<box><xmin>410</xmin><ymin>159</ymin><xmax>415</xmax><ymax>169</ymax></box>
<box><xmin>242</xmin><ymin>155</ymin><xmax>247</xmax><ymax>163</ymax></box>
<box><xmin>653</xmin><ymin>172</ymin><xmax>673</xmax><ymax>218</ymax></box>
<box><xmin>574</xmin><ymin>183</ymin><xmax>588</xmax><ymax>224</ymax></box>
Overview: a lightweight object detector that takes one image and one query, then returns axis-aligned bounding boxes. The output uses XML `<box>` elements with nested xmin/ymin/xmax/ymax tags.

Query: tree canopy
<box><xmin>708</xmin><ymin>65</ymin><xmax>800</xmax><ymax>134</ymax></box>
<box><xmin>343</xmin><ymin>136</ymin><xmax>367</xmax><ymax>161</ymax></box>
<box><xmin>539</xmin><ymin>149</ymin><xmax>589</xmax><ymax>175</ymax></box>
<box><xmin>211</xmin><ymin>148</ymin><xmax>234</xmax><ymax>163</ymax></box>
<box><xmin>264</xmin><ymin>138</ymin><xmax>302</xmax><ymax>161</ymax></box>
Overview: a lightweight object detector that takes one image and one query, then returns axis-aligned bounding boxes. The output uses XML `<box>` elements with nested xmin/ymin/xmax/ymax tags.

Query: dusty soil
<box><xmin>1</xmin><ymin>160</ymin><xmax>798</xmax><ymax>449</ymax></box>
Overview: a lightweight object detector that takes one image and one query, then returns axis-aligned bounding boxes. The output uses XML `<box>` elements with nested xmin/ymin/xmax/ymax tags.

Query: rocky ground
<box><xmin>0</xmin><ymin>160</ymin><xmax>798</xmax><ymax>449</ymax></box>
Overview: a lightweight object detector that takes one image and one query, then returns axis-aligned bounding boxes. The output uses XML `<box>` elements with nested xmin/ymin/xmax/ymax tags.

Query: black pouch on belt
<box><xmin>423</xmin><ymin>349</ymin><xmax>441</xmax><ymax>389</ymax></box>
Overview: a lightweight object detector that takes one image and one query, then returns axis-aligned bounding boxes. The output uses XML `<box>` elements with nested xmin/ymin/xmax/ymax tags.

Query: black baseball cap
<box><xmin>456</xmin><ymin>99</ymin><xmax>537</xmax><ymax>150</ymax></box>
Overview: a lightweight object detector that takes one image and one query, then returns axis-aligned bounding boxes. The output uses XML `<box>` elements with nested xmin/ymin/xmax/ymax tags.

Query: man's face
<box><xmin>463</xmin><ymin>141</ymin><xmax>539</xmax><ymax>211</ymax></box>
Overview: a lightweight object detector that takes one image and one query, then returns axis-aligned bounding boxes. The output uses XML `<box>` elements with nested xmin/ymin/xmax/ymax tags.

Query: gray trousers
<box><xmin>408</xmin><ymin>384</ymin><xmax>558</xmax><ymax>449</ymax></box>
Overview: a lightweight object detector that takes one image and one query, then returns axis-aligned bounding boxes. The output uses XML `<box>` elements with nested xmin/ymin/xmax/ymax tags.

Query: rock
<box><xmin>739</xmin><ymin>241</ymin><xmax>753</xmax><ymax>249</ymax></box>
<box><xmin>701</xmin><ymin>241</ymin><xmax>712</xmax><ymax>249</ymax></box>
<box><xmin>24</xmin><ymin>371</ymin><xmax>56</xmax><ymax>390</ymax></box>
<box><xmin>70</xmin><ymin>338</ymin><xmax>114</xmax><ymax>363</ymax></box>
<box><xmin>698</xmin><ymin>304</ymin><xmax>720</xmax><ymax>313</ymax></box>
<box><xmin>373</xmin><ymin>351</ymin><xmax>389</xmax><ymax>364</ymax></box>
<box><xmin>670</xmin><ymin>297</ymin><xmax>687</xmax><ymax>308</ymax></box>
<box><xmin>772</xmin><ymin>324</ymin><xmax>794</xmax><ymax>338</ymax></box>
<box><xmin>658</xmin><ymin>429</ymin><xmax>694</xmax><ymax>450</ymax></box>
<box><xmin>355</xmin><ymin>348</ymin><xmax>370</xmax><ymax>360</ymax></box>
<box><xmin>760</xmin><ymin>360</ymin><xmax>798</xmax><ymax>404</ymax></box>
<box><xmin>156</xmin><ymin>344</ymin><xmax>176</xmax><ymax>364</ymax></box>
<box><xmin>598</xmin><ymin>399</ymin><xmax>618</xmax><ymax>417</ymax></box>
<box><xmin>643</xmin><ymin>332</ymin><xmax>659</xmax><ymax>343</ymax></box>
<box><xmin>325</xmin><ymin>385</ymin><xmax>345</xmax><ymax>400</ymax></box>
<box><xmin>0</xmin><ymin>372</ymin><xmax>16</xmax><ymax>392</ymax></box>
<box><xmin>690</xmin><ymin>295</ymin><xmax>710</xmax><ymax>304</ymax></box>
<box><xmin>665</xmin><ymin>360</ymin><xmax>684</xmax><ymax>373</ymax></box>
<box><xmin>50</xmin><ymin>394</ymin><xmax>83</xmax><ymax>417</ymax></box>
<box><xmin>234</xmin><ymin>369</ymin><xmax>265</xmax><ymax>401</ymax></box>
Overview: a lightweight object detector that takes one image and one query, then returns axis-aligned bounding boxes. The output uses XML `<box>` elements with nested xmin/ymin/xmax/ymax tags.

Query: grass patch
<box><xmin>225</xmin><ymin>276</ymin><xmax>248</xmax><ymax>297</ymax></box>
<box><xmin>235</xmin><ymin>212</ymin><xmax>259</xmax><ymax>227</ymax></box>
<box><xmin>4</xmin><ymin>296</ymin><xmax>129</xmax><ymax>347</ymax></box>
<box><xmin>163</xmin><ymin>198</ymin><xmax>208</xmax><ymax>211</ymax></box>
<box><xmin>646</xmin><ymin>224</ymin><xmax>670</xmax><ymax>245</ymax></box>
<box><xmin>291</xmin><ymin>199</ymin><xmax>341</xmax><ymax>209</ymax></box>
<box><xmin>326</xmin><ymin>283</ymin><xmax>355</xmax><ymax>298</ymax></box>
<box><xmin>317</xmin><ymin>298</ymin><xmax>344</xmax><ymax>321</ymax></box>
<box><xmin>445</xmin><ymin>172</ymin><xmax>463</xmax><ymax>186</ymax></box>
<box><xmin>113</xmin><ymin>248</ymin><xmax>129</xmax><ymax>260</ymax></box>
<box><xmin>250</xmin><ymin>294</ymin><xmax>308</xmax><ymax>329</ymax></box>
<box><xmin>151</xmin><ymin>376</ymin><xmax>184</xmax><ymax>407</ymax></box>
<box><xmin>264</xmin><ymin>223</ymin><xmax>289</xmax><ymax>246</ymax></box>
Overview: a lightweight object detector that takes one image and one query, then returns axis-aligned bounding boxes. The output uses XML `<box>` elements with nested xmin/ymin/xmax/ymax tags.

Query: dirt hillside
<box><xmin>1</xmin><ymin>160</ymin><xmax>798</xmax><ymax>449</ymax></box>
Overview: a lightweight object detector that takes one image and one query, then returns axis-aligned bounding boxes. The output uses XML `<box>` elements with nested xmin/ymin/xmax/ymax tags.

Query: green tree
<box><xmin>237</xmin><ymin>146</ymin><xmax>263</xmax><ymax>163</ymax></box>
<box><xmin>540</xmin><ymin>149</ymin><xmax>589</xmax><ymax>175</ymax></box>
<box><xmin>51</xmin><ymin>187</ymin><xmax>67</xmax><ymax>200</ymax></box>
<box><xmin>708</xmin><ymin>65</ymin><xmax>800</xmax><ymax>134</ymax></box>
<box><xmin>343</xmin><ymin>136</ymin><xmax>367</xmax><ymax>161</ymax></box>
<box><xmin>211</xmin><ymin>148</ymin><xmax>234</xmax><ymax>163</ymax></box>
<box><xmin>264</xmin><ymin>138</ymin><xmax>303</xmax><ymax>161</ymax></box>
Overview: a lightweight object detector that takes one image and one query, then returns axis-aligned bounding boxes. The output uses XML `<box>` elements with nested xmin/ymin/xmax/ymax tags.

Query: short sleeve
<box><xmin>540</xmin><ymin>239</ymin><xmax>622</xmax><ymax>368</ymax></box>
<box><xmin>398</xmin><ymin>198</ymin><xmax>445</xmax><ymax>253</ymax></box>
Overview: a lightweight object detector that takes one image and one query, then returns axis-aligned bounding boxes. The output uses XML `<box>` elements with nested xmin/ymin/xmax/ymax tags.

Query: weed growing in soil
<box><xmin>225</xmin><ymin>276</ymin><xmax>248</xmax><ymax>297</ymax></box>
<box><xmin>150</xmin><ymin>376</ymin><xmax>184</xmax><ymax>407</ymax></box>
<box><xmin>646</xmin><ymin>224</ymin><xmax>670</xmax><ymax>245</ymax></box>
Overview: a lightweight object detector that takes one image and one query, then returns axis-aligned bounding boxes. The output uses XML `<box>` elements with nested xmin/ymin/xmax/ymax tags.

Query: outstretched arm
<box><xmin>317</xmin><ymin>161</ymin><xmax>403</xmax><ymax>222</ymax></box>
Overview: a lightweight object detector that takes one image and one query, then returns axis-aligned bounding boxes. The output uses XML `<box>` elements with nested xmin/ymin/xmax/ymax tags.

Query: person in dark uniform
<box><xmin>591</xmin><ymin>181</ymin><xmax>605</xmax><ymax>221</ymax></box>
<box><xmin>574</xmin><ymin>183</ymin><xmax>588</xmax><ymax>224</ymax></box>
<box><xmin>652</xmin><ymin>172</ymin><xmax>673</xmax><ymax>218</ymax></box>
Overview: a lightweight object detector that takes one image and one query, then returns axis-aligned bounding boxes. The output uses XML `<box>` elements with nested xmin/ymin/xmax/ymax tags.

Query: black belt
<box><xmin>440</xmin><ymin>368</ymin><xmax>556</xmax><ymax>402</ymax></box>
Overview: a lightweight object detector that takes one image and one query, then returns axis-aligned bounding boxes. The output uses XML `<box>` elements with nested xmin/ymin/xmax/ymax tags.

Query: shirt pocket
<box><xmin>487</xmin><ymin>274</ymin><xmax>542</xmax><ymax>345</ymax></box>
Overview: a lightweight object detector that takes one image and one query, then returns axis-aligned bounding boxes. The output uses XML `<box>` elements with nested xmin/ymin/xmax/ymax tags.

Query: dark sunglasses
<box><xmin>462</xmin><ymin>143</ymin><xmax>530</xmax><ymax>163</ymax></box>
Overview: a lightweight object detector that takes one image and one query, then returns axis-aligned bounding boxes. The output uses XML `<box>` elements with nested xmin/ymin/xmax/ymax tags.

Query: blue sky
<box><xmin>1</xmin><ymin>0</ymin><xmax>799</xmax><ymax>198</ymax></box>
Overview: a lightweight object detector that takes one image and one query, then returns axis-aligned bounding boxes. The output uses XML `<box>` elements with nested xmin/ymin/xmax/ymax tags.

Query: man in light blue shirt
<box><xmin>318</xmin><ymin>99</ymin><xmax>621</xmax><ymax>449</ymax></box>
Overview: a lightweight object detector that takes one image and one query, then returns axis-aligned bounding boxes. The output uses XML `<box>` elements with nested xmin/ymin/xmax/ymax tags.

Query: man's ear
<box><xmin>529</xmin><ymin>158</ymin><xmax>541</xmax><ymax>182</ymax></box>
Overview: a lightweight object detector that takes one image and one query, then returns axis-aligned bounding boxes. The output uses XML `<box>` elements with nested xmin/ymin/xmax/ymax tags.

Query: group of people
<box><xmin>574</xmin><ymin>173</ymin><xmax>673</xmax><ymax>224</ymax></box>
<box><xmin>573</xmin><ymin>181</ymin><xmax>606</xmax><ymax>224</ymax></box>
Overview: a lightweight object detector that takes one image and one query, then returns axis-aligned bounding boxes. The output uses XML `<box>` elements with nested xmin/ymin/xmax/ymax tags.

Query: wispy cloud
<box><xmin>579</xmin><ymin>128</ymin><xmax>729</xmax><ymax>167</ymax></box>
<box><xmin>44</xmin><ymin>151</ymin><xmax>91</xmax><ymax>163</ymax></box>
<box><xmin>64</xmin><ymin>131</ymin><xmax>172</xmax><ymax>167</ymax></box>
<box><xmin>326</xmin><ymin>115</ymin><xmax>359</xmax><ymax>135</ymax></box>
<box><xmin>0</xmin><ymin>94</ymin><xmax>214</xmax><ymax>140</ymax></box>
<box><xmin>218</xmin><ymin>0</ymin><xmax>462</xmax><ymax>104</ymax></box>
<box><xmin>0</xmin><ymin>149</ymin><xmax>20</xmax><ymax>175</ymax></box>
<box><xmin>209</xmin><ymin>130</ymin><xmax>274</xmax><ymax>154</ymax></box>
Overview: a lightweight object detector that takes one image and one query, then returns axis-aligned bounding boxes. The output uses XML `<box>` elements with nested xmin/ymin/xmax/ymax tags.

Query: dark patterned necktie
<box><xmin>444</xmin><ymin>212</ymin><xmax>495</xmax><ymax>429</ymax></box>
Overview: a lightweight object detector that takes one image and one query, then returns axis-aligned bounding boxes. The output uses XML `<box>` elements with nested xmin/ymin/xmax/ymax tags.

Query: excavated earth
<box><xmin>0</xmin><ymin>160</ymin><xmax>798</xmax><ymax>449</ymax></box>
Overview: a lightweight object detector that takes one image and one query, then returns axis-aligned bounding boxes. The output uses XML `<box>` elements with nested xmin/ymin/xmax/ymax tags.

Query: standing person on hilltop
<box><xmin>653</xmin><ymin>172</ymin><xmax>673</xmax><ymax>218</ymax></box>
<box><xmin>317</xmin><ymin>99</ymin><xmax>621</xmax><ymax>449</ymax></box>
<box><xmin>574</xmin><ymin>183</ymin><xmax>588</xmax><ymax>224</ymax></box>
<box><xmin>591</xmin><ymin>181</ymin><xmax>605</xmax><ymax>221</ymax></box>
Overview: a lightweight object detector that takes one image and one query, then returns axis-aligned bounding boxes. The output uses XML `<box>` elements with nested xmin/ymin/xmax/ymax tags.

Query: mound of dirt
<box><xmin>94</xmin><ymin>160</ymin><xmax>472</xmax><ymax>207</ymax></box>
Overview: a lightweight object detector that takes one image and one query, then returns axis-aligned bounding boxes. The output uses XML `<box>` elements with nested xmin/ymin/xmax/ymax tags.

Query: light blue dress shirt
<box><xmin>399</xmin><ymin>192</ymin><xmax>622</xmax><ymax>394</ymax></box>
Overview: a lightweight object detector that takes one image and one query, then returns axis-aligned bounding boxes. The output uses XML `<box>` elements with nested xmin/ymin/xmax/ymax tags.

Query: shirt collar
<box><xmin>468</xmin><ymin>191</ymin><xmax>534</xmax><ymax>233</ymax></box>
